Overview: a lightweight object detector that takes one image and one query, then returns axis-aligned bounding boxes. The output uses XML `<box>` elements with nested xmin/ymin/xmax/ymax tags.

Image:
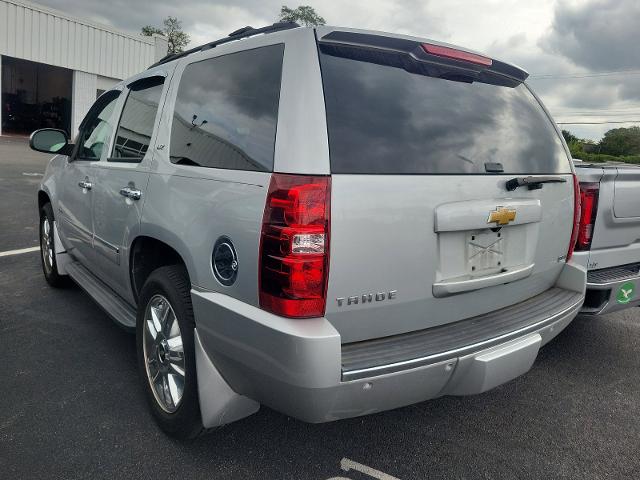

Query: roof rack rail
<box><xmin>148</xmin><ymin>21</ymin><xmax>300</xmax><ymax>69</ymax></box>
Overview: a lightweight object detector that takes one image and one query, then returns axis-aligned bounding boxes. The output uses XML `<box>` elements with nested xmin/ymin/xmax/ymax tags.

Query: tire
<box><xmin>136</xmin><ymin>265</ymin><xmax>203</xmax><ymax>440</ymax></box>
<box><xmin>39</xmin><ymin>203</ymin><xmax>68</xmax><ymax>288</ymax></box>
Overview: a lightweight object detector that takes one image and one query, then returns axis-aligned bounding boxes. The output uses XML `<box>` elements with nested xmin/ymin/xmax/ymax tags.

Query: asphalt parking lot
<box><xmin>1</xmin><ymin>136</ymin><xmax>640</xmax><ymax>479</ymax></box>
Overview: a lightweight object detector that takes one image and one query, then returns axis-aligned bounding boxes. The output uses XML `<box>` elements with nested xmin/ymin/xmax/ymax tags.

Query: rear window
<box><xmin>319</xmin><ymin>45</ymin><xmax>571</xmax><ymax>175</ymax></box>
<box><xmin>169</xmin><ymin>44</ymin><xmax>284</xmax><ymax>172</ymax></box>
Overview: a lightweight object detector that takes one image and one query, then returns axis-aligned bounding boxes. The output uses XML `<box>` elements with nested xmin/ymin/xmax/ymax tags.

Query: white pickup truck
<box><xmin>573</xmin><ymin>160</ymin><xmax>640</xmax><ymax>314</ymax></box>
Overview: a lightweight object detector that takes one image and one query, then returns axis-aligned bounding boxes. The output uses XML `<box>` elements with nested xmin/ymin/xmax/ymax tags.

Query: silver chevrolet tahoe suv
<box><xmin>31</xmin><ymin>23</ymin><xmax>586</xmax><ymax>439</ymax></box>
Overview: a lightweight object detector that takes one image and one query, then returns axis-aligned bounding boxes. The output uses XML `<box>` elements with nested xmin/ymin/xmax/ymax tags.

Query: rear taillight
<box><xmin>575</xmin><ymin>182</ymin><xmax>600</xmax><ymax>252</ymax></box>
<box><xmin>566</xmin><ymin>174</ymin><xmax>581</xmax><ymax>262</ymax></box>
<box><xmin>421</xmin><ymin>43</ymin><xmax>493</xmax><ymax>66</ymax></box>
<box><xmin>259</xmin><ymin>174</ymin><xmax>330</xmax><ymax>318</ymax></box>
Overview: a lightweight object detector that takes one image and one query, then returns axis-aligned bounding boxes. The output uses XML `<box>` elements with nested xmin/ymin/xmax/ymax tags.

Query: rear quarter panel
<box><xmin>142</xmin><ymin>170</ymin><xmax>269</xmax><ymax>304</ymax></box>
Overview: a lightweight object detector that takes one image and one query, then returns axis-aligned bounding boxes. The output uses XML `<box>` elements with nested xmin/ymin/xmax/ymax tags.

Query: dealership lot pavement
<box><xmin>0</xmin><ymin>136</ymin><xmax>51</xmax><ymax>251</ymax></box>
<box><xmin>1</xmin><ymin>137</ymin><xmax>640</xmax><ymax>479</ymax></box>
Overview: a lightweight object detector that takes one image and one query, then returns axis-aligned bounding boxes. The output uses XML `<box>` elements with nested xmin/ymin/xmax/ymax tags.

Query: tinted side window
<box><xmin>76</xmin><ymin>91</ymin><xmax>120</xmax><ymax>160</ymax></box>
<box><xmin>111</xmin><ymin>77</ymin><xmax>165</xmax><ymax>162</ymax></box>
<box><xmin>169</xmin><ymin>44</ymin><xmax>284</xmax><ymax>172</ymax></box>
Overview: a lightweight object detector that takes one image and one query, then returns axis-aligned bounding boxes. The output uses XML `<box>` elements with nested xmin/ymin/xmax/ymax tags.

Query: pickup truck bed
<box><xmin>573</xmin><ymin>160</ymin><xmax>640</xmax><ymax>314</ymax></box>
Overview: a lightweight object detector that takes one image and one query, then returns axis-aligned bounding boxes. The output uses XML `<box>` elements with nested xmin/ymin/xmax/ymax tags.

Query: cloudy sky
<box><xmin>38</xmin><ymin>0</ymin><xmax>640</xmax><ymax>141</ymax></box>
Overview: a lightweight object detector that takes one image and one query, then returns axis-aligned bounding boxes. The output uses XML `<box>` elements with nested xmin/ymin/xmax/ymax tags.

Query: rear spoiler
<box><xmin>318</xmin><ymin>31</ymin><xmax>528</xmax><ymax>84</ymax></box>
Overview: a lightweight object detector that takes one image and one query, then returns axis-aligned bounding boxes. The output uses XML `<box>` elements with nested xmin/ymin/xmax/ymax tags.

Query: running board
<box><xmin>66</xmin><ymin>261</ymin><xmax>137</xmax><ymax>331</ymax></box>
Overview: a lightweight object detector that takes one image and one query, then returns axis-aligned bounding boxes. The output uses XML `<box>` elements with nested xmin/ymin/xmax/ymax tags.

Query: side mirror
<box><xmin>29</xmin><ymin>129</ymin><xmax>72</xmax><ymax>155</ymax></box>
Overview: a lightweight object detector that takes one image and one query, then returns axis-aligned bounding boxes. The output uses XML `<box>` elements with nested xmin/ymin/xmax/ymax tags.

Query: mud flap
<box><xmin>53</xmin><ymin>221</ymin><xmax>71</xmax><ymax>275</ymax></box>
<box><xmin>194</xmin><ymin>330</ymin><xmax>260</xmax><ymax>428</ymax></box>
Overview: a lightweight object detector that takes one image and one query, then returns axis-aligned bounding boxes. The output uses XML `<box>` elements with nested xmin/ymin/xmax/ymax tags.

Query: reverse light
<box><xmin>259</xmin><ymin>174</ymin><xmax>331</xmax><ymax>318</ymax></box>
<box><xmin>292</xmin><ymin>231</ymin><xmax>325</xmax><ymax>254</ymax></box>
<box><xmin>566</xmin><ymin>174</ymin><xmax>581</xmax><ymax>262</ymax></box>
<box><xmin>575</xmin><ymin>182</ymin><xmax>600</xmax><ymax>251</ymax></box>
<box><xmin>421</xmin><ymin>43</ymin><xmax>493</xmax><ymax>67</ymax></box>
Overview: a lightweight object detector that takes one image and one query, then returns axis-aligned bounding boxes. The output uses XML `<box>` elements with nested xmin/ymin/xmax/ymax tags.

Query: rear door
<box><xmin>317</xmin><ymin>31</ymin><xmax>576</xmax><ymax>343</ymax></box>
<box><xmin>90</xmin><ymin>74</ymin><xmax>168</xmax><ymax>303</ymax></box>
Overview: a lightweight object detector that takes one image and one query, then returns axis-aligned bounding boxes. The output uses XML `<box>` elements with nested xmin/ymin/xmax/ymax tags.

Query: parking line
<box><xmin>340</xmin><ymin>458</ymin><xmax>401</xmax><ymax>480</ymax></box>
<box><xmin>0</xmin><ymin>246</ymin><xmax>40</xmax><ymax>257</ymax></box>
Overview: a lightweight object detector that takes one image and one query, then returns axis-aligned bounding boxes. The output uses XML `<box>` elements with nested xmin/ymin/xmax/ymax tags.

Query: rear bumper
<box><xmin>192</xmin><ymin>264</ymin><xmax>585</xmax><ymax>424</ymax></box>
<box><xmin>582</xmin><ymin>263</ymin><xmax>640</xmax><ymax>315</ymax></box>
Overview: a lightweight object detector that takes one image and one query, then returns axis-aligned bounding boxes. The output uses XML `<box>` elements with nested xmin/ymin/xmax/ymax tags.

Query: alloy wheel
<box><xmin>41</xmin><ymin>217</ymin><xmax>54</xmax><ymax>273</ymax></box>
<box><xmin>142</xmin><ymin>294</ymin><xmax>186</xmax><ymax>413</ymax></box>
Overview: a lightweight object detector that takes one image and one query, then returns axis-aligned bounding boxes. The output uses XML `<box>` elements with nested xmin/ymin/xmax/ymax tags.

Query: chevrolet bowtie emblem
<box><xmin>487</xmin><ymin>207</ymin><xmax>517</xmax><ymax>226</ymax></box>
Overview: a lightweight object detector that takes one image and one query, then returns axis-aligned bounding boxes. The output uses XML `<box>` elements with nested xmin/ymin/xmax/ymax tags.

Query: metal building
<box><xmin>0</xmin><ymin>0</ymin><xmax>168</xmax><ymax>137</ymax></box>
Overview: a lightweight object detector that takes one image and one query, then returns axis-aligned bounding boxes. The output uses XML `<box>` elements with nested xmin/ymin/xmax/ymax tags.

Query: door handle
<box><xmin>78</xmin><ymin>180</ymin><xmax>92</xmax><ymax>190</ymax></box>
<box><xmin>119</xmin><ymin>187</ymin><xmax>142</xmax><ymax>200</ymax></box>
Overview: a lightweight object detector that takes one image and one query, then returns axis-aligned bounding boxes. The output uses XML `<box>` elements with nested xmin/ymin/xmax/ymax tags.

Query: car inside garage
<box><xmin>1</xmin><ymin>55</ymin><xmax>72</xmax><ymax>136</ymax></box>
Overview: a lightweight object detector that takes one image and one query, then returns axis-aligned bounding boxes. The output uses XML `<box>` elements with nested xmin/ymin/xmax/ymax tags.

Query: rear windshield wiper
<box><xmin>505</xmin><ymin>176</ymin><xmax>567</xmax><ymax>191</ymax></box>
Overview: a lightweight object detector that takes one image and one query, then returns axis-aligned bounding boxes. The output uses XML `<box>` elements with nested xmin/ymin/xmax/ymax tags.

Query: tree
<box><xmin>598</xmin><ymin>127</ymin><xmax>640</xmax><ymax>156</ymax></box>
<box><xmin>561</xmin><ymin>129</ymin><xmax>577</xmax><ymax>145</ymax></box>
<box><xmin>279</xmin><ymin>5</ymin><xmax>325</xmax><ymax>26</ymax></box>
<box><xmin>141</xmin><ymin>17</ymin><xmax>190</xmax><ymax>54</ymax></box>
<box><xmin>561</xmin><ymin>129</ymin><xmax>589</xmax><ymax>158</ymax></box>
<box><xmin>141</xmin><ymin>25</ymin><xmax>163</xmax><ymax>36</ymax></box>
